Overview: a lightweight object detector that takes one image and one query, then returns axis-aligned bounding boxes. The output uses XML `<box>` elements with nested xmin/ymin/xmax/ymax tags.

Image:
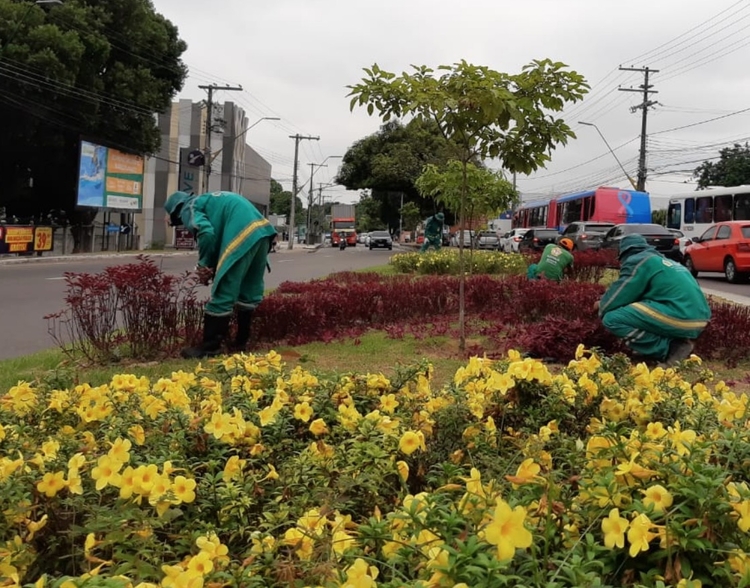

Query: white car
<box><xmin>668</xmin><ymin>228</ymin><xmax>691</xmax><ymax>258</ymax></box>
<box><xmin>500</xmin><ymin>228</ymin><xmax>529</xmax><ymax>253</ymax></box>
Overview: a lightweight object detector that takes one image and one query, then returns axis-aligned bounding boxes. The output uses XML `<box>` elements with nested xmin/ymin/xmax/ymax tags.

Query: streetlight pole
<box><xmin>0</xmin><ymin>0</ymin><xmax>63</xmax><ymax>58</ymax></box>
<box><xmin>579</xmin><ymin>121</ymin><xmax>638</xmax><ymax>191</ymax></box>
<box><xmin>305</xmin><ymin>155</ymin><xmax>341</xmax><ymax>244</ymax></box>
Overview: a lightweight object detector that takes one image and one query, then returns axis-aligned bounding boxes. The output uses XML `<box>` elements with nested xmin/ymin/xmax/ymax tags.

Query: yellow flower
<box><xmin>40</xmin><ymin>439</ymin><xmax>60</xmax><ymax>460</ymax></box>
<box><xmin>223</xmin><ymin>456</ymin><xmax>246</xmax><ymax>482</ymax></box>
<box><xmin>396</xmin><ymin>460</ymin><xmax>409</xmax><ymax>482</ymax></box>
<box><xmin>399</xmin><ymin>430</ymin><xmax>426</xmax><ymax>455</ymax></box>
<box><xmin>91</xmin><ymin>456</ymin><xmax>123</xmax><ymax>491</ymax></box>
<box><xmin>484</xmin><ymin>498</ymin><xmax>533</xmax><ymax>561</ymax></box>
<box><xmin>379</xmin><ymin>393</ymin><xmax>400</xmax><ymax>413</ymax></box>
<box><xmin>506</xmin><ymin>458</ymin><xmax>541</xmax><ymax>487</ymax></box>
<box><xmin>601</xmin><ymin>508</ymin><xmax>629</xmax><ymax>549</ymax></box>
<box><xmin>627</xmin><ymin>513</ymin><xmax>656</xmax><ymax>557</ymax></box>
<box><xmin>172</xmin><ymin>476</ymin><xmax>197</xmax><ymax>504</ymax></box>
<box><xmin>204</xmin><ymin>410</ymin><xmax>239</xmax><ymax>439</ymax></box>
<box><xmin>66</xmin><ymin>468</ymin><xmax>83</xmax><ymax>495</ymax></box>
<box><xmin>108</xmin><ymin>438</ymin><xmax>132</xmax><ymax>464</ymax></box>
<box><xmin>37</xmin><ymin>471</ymin><xmax>67</xmax><ymax>498</ymax></box>
<box><xmin>128</xmin><ymin>424</ymin><xmax>146</xmax><ymax>446</ymax></box>
<box><xmin>309</xmin><ymin>418</ymin><xmax>329</xmax><ymax>436</ymax></box>
<box><xmin>187</xmin><ymin>551</ymin><xmax>214</xmax><ymax>575</ymax></box>
<box><xmin>293</xmin><ymin>401</ymin><xmax>314</xmax><ymax>423</ymax></box>
<box><xmin>196</xmin><ymin>532</ymin><xmax>229</xmax><ymax>560</ymax></box>
<box><xmin>641</xmin><ymin>484</ymin><xmax>674</xmax><ymax>515</ymax></box>
<box><xmin>343</xmin><ymin>558</ymin><xmax>379</xmax><ymax>588</ymax></box>
<box><xmin>677</xmin><ymin>579</ymin><xmax>702</xmax><ymax>588</ymax></box>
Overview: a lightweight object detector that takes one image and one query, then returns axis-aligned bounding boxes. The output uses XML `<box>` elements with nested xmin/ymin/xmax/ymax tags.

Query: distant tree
<box><xmin>399</xmin><ymin>201</ymin><xmax>422</xmax><ymax>232</ymax></box>
<box><xmin>336</xmin><ymin>119</ymin><xmax>457</xmax><ymax>230</ymax></box>
<box><xmin>693</xmin><ymin>143</ymin><xmax>750</xmax><ymax>188</ymax></box>
<box><xmin>269</xmin><ymin>179</ymin><xmax>303</xmax><ymax>219</ymax></box>
<box><xmin>356</xmin><ymin>193</ymin><xmax>387</xmax><ymax>232</ymax></box>
<box><xmin>652</xmin><ymin>209</ymin><xmax>667</xmax><ymax>226</ymax></box>
<box><xmin>0</xmin><ymin>0</ymin><xmax>187</xmax><ymax>250</ymax></box>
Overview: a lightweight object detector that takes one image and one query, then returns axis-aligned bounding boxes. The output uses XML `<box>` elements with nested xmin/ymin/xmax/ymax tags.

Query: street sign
<box><xmin>187</xmin><ymin>150</ymin><xmax>205</xmax><ymax>167</ymax></box>
<box><xmin>175</xmin><ymin>228</ymin><xmax>196</xmax><ymax>250</ymax></box>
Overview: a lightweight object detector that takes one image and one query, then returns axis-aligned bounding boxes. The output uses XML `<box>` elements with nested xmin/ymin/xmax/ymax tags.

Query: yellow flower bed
<box><xmin>1</xmin><ymin>348</ymin><xmax>749</xmax><ymax>587</ymax></box>
<box><xmin>390</xmin><ymin>250</ymin><xmax>527</xmax><ymax>276</ymax></box>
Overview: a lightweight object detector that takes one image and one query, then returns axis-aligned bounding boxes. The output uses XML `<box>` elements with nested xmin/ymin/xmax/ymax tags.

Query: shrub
<box><xmin>390</xmin><ymin>250</ymin><xmax>527</xmax><ymax>276</ymax></box>
<box><xmin>46</xmin><ymin>256</ymin><xmax>204</xmax><ymax>362</ymax></box>
<box><xmin>2</xmin><ymin>349</ymin><xmax>750</xmax><ymax>587</ymax></box>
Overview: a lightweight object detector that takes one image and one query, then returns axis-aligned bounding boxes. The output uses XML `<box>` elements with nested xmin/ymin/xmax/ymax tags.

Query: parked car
<box><xmin>557</xmin><ymin>222</ymin><xmax>615</xmax><ymax>251</ymax></box>
<box><xmin>474</xmin><ymin>231</ymin><xmax>500</xmax><ymax>250</ymax></box>
<box><xmin>517</xmin><ymin>228</ymin><xmax>561</xmax><ymax>254</ymax></box>
<box><xmin>499</xmin><ymin>228</ymin><xmax>529</xmax><ymax>253</ymax></box>
<box><xmin>668</xmin><ymin>228</ymin><xmax>692</xmax><ymax>257</ymax></box>
<box><xmin>368</xmin><ymin>230</ymin><xmax>393</xmax><ymax>250</ymax></box>
<box><xmin>683</xmin><ymin>221</ymin><xmax>750</xmax><ymax>283</ymax></box>
<box><xmin>450</xmin><ymin>230</ymin><xmax>475</xmax><ymax>248</ymax></box>
<box><xmin>597</xmin><ymin>223</ymin><xmax>682</xmax><ymax>262</ymax></box>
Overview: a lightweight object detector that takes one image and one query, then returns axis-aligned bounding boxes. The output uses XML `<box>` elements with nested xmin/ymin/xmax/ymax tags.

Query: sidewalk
<box><xmin>702</xmin><ymin>287</ymin><xmax>750</xmax><ymax>307</ymax></box>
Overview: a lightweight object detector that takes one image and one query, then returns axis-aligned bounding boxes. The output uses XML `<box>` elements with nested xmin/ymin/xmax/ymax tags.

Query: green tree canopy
<box><xmin>335</xmin><ymin>118</ymin><xmax>458</xmax><ymax>230</ymax></box>
<box><xmin>693</xmin><ymin>143</ymin><xmax>750</xmax><ymax>189</ymax></box>
<box><xmin>0</xmin><ymin>0</ymin><xmax>187</xmax><ymax>222</ymax></box>
<box><xmin>269</xmin><ymin>179</ymin><xmax>303</xmax><ymax>219</ymax></box>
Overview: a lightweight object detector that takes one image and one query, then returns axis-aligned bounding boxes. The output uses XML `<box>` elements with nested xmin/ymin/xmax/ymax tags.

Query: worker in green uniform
<box><xmin>165</xmin><ymin>191</ymin><xmax>278</xmax><ymax>359</ymax></box>
<box><xmin>596</xmin><ymin>234</ymin><xmax>711</xmax><ymax>367</ymax></box>
<box><xmin>420</xmin><ymin>212</ymin><xmax>445</xmax><ymax>252</ymax></box>
<box><xmin>527</xmin><ymin>238</ymin><xmax>575</xmax><ymax>281</ymax></box>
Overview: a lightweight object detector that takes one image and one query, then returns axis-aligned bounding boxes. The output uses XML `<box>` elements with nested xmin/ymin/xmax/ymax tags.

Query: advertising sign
<box><xmin>0</xmin><ymin>226</ymin><xmax>53</xmax><ymax>254</ymax></box>
<box><xmin>77</xmin><ymin>140</ymin><xmax>144</xmax><ymax>211</ymax></box>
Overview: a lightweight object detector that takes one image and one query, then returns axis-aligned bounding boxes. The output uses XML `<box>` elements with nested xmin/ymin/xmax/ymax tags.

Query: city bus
<box><xmin>666</xmin><ymin>185</ymin><xmax>750</xmax><ymax>237</ymax></box>
<box><xmin>512</xmin><ymin>187</ymin><xmax>651</xmax><ymax>231</ymax></box>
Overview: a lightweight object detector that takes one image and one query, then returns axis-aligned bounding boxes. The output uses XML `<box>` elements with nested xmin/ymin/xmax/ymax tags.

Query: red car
<box><xmin>683</xmin><ymin>221</ymin><xmax>750</xmax><ymax>283</ymax></box>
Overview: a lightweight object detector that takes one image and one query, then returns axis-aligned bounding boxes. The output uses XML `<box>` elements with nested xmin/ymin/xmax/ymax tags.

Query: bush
<box><xmin>45</xmin><ymin>256</ymin><xmax>204</xmax><ymax>362</ymax></box>
<box><xmin>2</xmin><ymin>349</ymin><xmax>750</xmax><ymax>587</ymax></box>
<box><xmin>390</xmin><ymin>250</ymin><xmax>527</xmax><ymax>276</ymax></box>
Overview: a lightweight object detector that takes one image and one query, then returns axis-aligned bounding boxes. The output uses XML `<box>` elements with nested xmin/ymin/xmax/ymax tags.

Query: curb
<box><xmin>0</xmin><ymin>251</ymin><xmax>197</xmax><ymax>266</ymax></box>
<box><xmin>702</xmin><ymin>287</ymin><xmax>750</xmax><ymax>307</ymax></box>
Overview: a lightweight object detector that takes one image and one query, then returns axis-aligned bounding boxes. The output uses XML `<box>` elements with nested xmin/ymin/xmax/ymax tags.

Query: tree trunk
<box><xmin>458</xmin><ymin>162</ymin><xmax>468</xmax><ymax>352</ymax></box>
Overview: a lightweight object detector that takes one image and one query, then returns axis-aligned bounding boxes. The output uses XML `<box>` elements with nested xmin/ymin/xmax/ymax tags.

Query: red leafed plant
<box><xmin>46</xmin><ymin>256</ymin><xmax>204</xmax><ymax>362</ymax></box>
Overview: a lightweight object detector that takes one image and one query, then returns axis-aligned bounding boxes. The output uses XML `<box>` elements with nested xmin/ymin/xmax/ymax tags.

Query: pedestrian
<box><xmin>595</xmin><ymin>234</ymin><xmax>711</xmax><ymax>367</ymax></box>
<box><xmin>165</xmin><ymin>190</ymin><xmax>278</xmax><ymax>359</ymax></box>
<box><xmin>420</xmin><ymin>212</ymin><xmax>445</xmax><ymax>253</ymax></box>
<box><xmin>526</xmin><ymin>238</ymin><xmax>575</xmax><ymax>282</ymax></box>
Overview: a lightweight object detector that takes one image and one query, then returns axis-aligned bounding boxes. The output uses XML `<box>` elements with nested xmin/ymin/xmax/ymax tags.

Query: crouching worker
<box><xmin>527</xmin><ymin>238</ymin><xmax>575</xmax><ymax>282</ymax></box>
<box><xmin>595</xmin><ymin>234</ymin><xmax>711</xmax><ymax>367</ymax></box>
<box><xmin>165</xmin><ymin>191</ymin><xmax>278</xmax><ymax>359</ymax></box>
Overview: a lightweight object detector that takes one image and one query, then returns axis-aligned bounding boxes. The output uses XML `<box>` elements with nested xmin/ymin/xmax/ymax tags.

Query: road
<box><xmin>697</xmin><ymin>273</ymin><xmax>750</xmax><ymax>301</ymax></box>
<box><xmin>0</xmin><ymin>245</ymin><xmax>397</xmax><ymax>360</ymax></box>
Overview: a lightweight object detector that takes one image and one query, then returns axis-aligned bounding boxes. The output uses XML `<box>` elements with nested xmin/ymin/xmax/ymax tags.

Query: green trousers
<box><xmin>205</xmin><ymin>237</ymin><xmax>270</xmax><ymax>316</ymax></box>
<box><xmin>601</xmin><ymin>304</ymin><xmax>703</xmax><ymax>360</ymax></box>
<box><xmin>420</xmin><ymin>235</ymin><xmax>442</xmax><ymax>252</ymax></box>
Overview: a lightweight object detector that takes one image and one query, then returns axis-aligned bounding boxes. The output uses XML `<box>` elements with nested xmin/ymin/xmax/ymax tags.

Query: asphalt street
<box><xmin>0</xmin><ymin>245</ymin><xmax>396</xmax><ymax>360</ymax></box>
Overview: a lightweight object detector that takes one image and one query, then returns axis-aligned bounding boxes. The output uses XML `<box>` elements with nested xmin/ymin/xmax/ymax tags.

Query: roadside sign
<box><xmin>175</xmin><ymin>228</ymin><xmax>195</xmax><ymax>250</ymax></box>
<box><xmin>0</xmin><ymin>226</ymin><xmax>54</xmax><ymax>254</ymax></box>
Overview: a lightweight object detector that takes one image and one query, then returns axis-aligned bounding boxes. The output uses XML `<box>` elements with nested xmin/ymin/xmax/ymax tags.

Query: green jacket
<box><xmin>424</xmin><ymin>215</ymin><xmax>444</xmax><ymax>239</ymax></box>
<box><xmin>599</xmin><ymin>234</ymin><xmax>711</xmax><ymax>335</ymax></box>
<box><xmin>536</xmin><ymin>243</ymin><xmax>574</xmax><ymax>281</ymax></box>
<box><xmin>165</xmin><ymin>191</ymin><xmax>276</xmax><ymax>284</ymax></box>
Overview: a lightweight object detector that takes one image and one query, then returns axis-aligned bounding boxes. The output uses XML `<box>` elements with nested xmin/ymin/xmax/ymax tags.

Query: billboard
<box><xmin>77</xmin><ymin>140</ymin><xmax>144</xmax><ymax>211</ymax></box>
<box><xmin>0</xmin><ymin>226</ymin><xmax>53</xmax><ymax>254</ymax></box>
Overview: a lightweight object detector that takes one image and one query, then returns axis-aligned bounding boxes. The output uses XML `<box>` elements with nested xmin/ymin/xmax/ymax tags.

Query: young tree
<box><xmin>348</xmin><ymin>60</ymin><xmax>588</xmax><ymax>349</ymax></box>
<box><xmin>693</xmin><ymin>143</ymin><xmax>750</xmax><ymax>188</ymax></box>
<box><xmin>399</xmin><ymin>201</ymin><xmax>422</xmax><ymax>232</ymax></box>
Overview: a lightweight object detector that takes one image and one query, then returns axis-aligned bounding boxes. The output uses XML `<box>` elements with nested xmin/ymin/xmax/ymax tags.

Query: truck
<box><xmin>331</xmin><ymin>204</ymin><xmax>357</xmax><ymax>247</ymax></box>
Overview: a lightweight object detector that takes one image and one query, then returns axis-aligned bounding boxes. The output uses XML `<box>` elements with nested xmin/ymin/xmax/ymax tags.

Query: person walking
<box><xmin>165</xmin><ymin>190</ymin><xmax>277</xmax><ymax>358</ymax></box>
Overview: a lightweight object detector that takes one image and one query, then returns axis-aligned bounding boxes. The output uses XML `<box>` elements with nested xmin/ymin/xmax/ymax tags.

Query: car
<box><xmin>369</xmin><ymin>230</ymin><xmax>393</xmax><ymax>250</ymax></box>
<box><xmin>499</xmin><ymin>228</ymin><xmax>529</xmax><ymax>253</ymax></box>
<box><xmin>474</xmin><ymin>231</ymin><xmax>500</xmax><ymax>250</ymax></box>
<box><xmin>557</xmin><ymin>222</ymin><xmax>615</xmax><ymax>251</ymax></box>
<box><xmin>683</xmin><ymin>221</ymin><xmax>750</xmax><ymax>283</ymax></box>
<box><xmin>517</xmin><ymin>228</ymin><xmax>561</xmax><ymax>254</ymax></box>
<box><xmin>668</xmin><ymin>228</ymin><xmax>692</xmax><ymax>257</ymax></box>
<box><xmin>597</xmin><ymin>223</ymin><xmax>682</xmax><ymax>262</ymax></box>
<box><xmin>450</xmin><ymin>230</ymin><xmax>475</xmax><ymax>248</ymax></box>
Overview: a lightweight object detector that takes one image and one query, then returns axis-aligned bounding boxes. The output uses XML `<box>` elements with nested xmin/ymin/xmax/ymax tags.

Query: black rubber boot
<box><xmin>231</xmin><ymin>309</ymin><xmax>254</xmax><ymax>353</ymax></box>
<box><xmin>659</xmin><ymin>339</ymin><xmax>695</xmax><ymax>368</ymax></box>
<box><xmin>181</xmin><ymin>314</ymin><xmax>231</xmax><ymax>359</ymax></box>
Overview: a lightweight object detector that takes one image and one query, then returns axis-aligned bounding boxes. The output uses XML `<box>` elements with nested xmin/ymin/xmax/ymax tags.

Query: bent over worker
<box><xmin>527</xmin><ymin>238</ymin><xmax>575</xmax><ymax>282</ymax></box>
<box><xmin>596</xmin><ymin>234</ymin><xmax>711</xmax><ymax>367</ymax></box>
<box><xmin>165</xmin><ymin>191</ymin><xmax>278</xmax><ymax>359</ymax></box>
<box><xmin>420</xmin><ymin>213</ymin><xmax>445</xmax><ymax>252</ymax></box>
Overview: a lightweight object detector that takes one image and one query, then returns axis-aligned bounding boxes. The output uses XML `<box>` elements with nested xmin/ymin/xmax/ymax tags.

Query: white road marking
<box><xmin>46</xmin><ymin>277</ymin><xmax>66</xmax><ymax>280</ymax></box>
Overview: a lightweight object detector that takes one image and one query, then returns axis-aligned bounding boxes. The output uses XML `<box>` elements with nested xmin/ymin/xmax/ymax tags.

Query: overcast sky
<box><xmin>151</xmin><ymin>0</ymin><xmax>750</xmax><ymax>209</ymax></box>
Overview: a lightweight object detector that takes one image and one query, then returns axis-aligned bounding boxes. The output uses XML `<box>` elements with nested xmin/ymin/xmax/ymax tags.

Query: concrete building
<box><xmin>136</xmin><ymin>99</ymin><xmax>272</xmax><ymax>249</ymax></box>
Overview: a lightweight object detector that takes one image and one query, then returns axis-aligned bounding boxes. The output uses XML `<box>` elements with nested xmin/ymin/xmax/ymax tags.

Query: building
<box><xmin>136</xmin><ymin>99</ymin><xmax>273</xmax><ymax>249</ymax></box>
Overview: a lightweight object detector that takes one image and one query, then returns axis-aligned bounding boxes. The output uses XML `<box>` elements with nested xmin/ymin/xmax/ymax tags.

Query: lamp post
<box><xmin>305</xmin><ymin>155</ymin><xmax>341</xmax><ymax>244</ymax></box>
<box><xmin>579</xmin><ymin>121</ymin><xmax>638</xmax><ymax>191</ymax></box>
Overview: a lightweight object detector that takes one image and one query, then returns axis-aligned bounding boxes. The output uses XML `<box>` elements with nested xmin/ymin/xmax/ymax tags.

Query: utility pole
<box><xmin>198</xmin><ymin>83</ymin><xmax>243</xmax><ymax>193</ymax></box>
<box><xmin>618</xmin><ymin>66</ymin><xmax>659</xmax><ymax>192</ymax></box>
<box><xmin>288</xmin><ymin>134</ymin><xmax>319</xmax><ymax>249</ymax></box>
<box><xmin>306</xmin><ymin>163</ymin><xmax>327</xmax><ymax>244</ymax></box>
